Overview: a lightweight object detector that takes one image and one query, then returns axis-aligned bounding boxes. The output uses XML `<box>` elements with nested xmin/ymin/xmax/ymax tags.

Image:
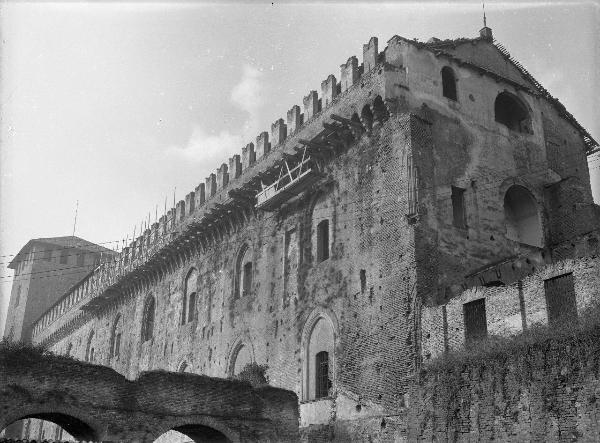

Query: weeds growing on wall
<box><xmin>424</xmin><ymin>299</ymin><xmax>600</xmax><ymax>374</ymax></box>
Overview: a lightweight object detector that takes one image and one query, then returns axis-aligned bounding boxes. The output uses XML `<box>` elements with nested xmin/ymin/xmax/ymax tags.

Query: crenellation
<box><xmin>363</xmin><ymin>36</ymin><xmax>378</xmax><ymax>73</ymax></box>
<box><xmin>176</xmin><ymin>200</ymin><xmax>186</xmax><ymax>223</ymax></box>
<box><xmin>195</xmin><ymin>183</ymin><xmax>206</xmax><ymax>207</ymax></box>
<box><xmin>217</xmin><ymin>163</ymin><xmax>229</xmax><ymax>190</ymax></box>
<box><xmin>229</xmin><ymin>155</ymin><xmax>242</xmax><ymax>180</ymax></box>
<box><xmin>340</xmin><ymin>56</ymin><xmax>359</xmax><ymax>92</ymax></box>
<box><xmin>303</xmin><ymin>90</ymin><xmax>319</xmax><ymax>121</ymax></box>
<box><xmin>321</xmin><ymin>74</ymin><xmax>338</xmax><ymax>108</ymax></box>
<box><xmin>271</xmin><ymin>118</ymin><xmax>287</xmax><ymax>146</ymax></box>
<box><xmin>185</xmin><ymin>192</ymin><xmax>195</xmax><ymax>215</ymax></box>
<box><xmin>205</xmin><ymin>173</ymin><xmax>217</xmax><ymax>198</ymax></box>
<box><xmin>242</xmin><ymin>143</ymin><xmax>256</xmax><ymax>170</ymax></box>
<box><xmin>286</xmin><ymin>105</ymin><xmax>303</xmax><ymax>134</ymax></box>
<box><xmin>255</xmin><ymin>131</ymin><xmax>270</xmax><ymax>159</ymax></box>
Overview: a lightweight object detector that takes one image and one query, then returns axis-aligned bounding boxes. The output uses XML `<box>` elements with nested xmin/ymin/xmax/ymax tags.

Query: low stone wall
<box><xmin>409</xmin><ymin>325</ymin><xmax>600</xmax><ymax>442</ymax></box>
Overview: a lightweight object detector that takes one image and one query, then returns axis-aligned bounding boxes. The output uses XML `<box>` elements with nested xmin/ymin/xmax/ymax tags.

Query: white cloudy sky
<box><xmin>1</xmin><ymin>1</ymin><xmax>599</xmax><ymax>335</ymax></box>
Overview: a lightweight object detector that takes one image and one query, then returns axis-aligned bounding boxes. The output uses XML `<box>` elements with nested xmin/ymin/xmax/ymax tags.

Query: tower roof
<box><xmin>8</xmin><ymin>236</ymin><xmax>116</xmax><ymax>269</ymax></box>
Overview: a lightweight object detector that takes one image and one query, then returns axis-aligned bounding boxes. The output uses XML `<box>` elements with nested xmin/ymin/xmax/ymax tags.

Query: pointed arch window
<box><xmin>235</xmin><ymin>244</ymin><xmax>253</xmax><ymax>298</ymax></box>
<box><xmin>303</xmin><ymin>314</ymin><xmax>335</xmax><ymax>401</ymax></box>
<box><xmin>110</xmin><ymin>314</ymin><xmax>123</xmax><ymax>359</ymax></box>
<box><xmin>182</xmin><ymin>268</ymin><xmax>198</xmax><ymax>324</ymax></box>
<box><xmin>141</xmin><ymin>295</ymin><xmax>155</xmax><ymax>342</ymax></box>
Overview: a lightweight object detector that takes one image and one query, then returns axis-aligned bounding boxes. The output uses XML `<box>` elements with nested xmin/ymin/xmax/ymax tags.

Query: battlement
<box><xmin>30</xmin><ymin>30</ymin><xmax>598</xmax><ymax>344</ymax></box>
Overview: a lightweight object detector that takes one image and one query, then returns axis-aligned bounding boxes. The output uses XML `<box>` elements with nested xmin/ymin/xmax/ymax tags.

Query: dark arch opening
<box><xmin>360</xmin><ymin>104</ymin><xmax>373</xmax><ymax>132</ymax></box>
<box><xmin>441</xmin><ymin>66</ymin><xmax>457</xmax><ymax>100</ymax></box>
<box><xmin>504</xmin><ymin>185</ymin><xmax>542</xmax><ymax>247</ymax></box>
<box><xmin>372</xmin><ymin>96</ymin><xmax>389</xmax><ymax>124</ymax></box>
<box><xmin>494</xmin><ymin>92</ymin><xmax>531</xmax><ymax>133</ymax></box>
<box><xmin>154</xmin><ymin>424</ymin><xmax>231</xmax><ymax>443</ymax></box>
<box><xmin>3</xmin><ymin>413</ymin><xmax>98</xmax><ymax>441</ymax></box>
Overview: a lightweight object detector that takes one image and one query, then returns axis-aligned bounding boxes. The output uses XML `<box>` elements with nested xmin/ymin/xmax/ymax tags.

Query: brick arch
<box><xmin>1</xmin><ymin>406</ymin><xmax>102</xmax><ymax>441</ymax></box>
<box><xmin>226</xmin><ymin>334</ymin><xmax>255</xmax><ymax>377</ymax></box>
<box><xmin>300</xmin><ymin>307</ymin><xmax>339</xmax><ymax>401</ymax></box>
<box><xmin>149</xmin><ymin>415</ymin><xmax>241</xmax><ymax>443</ymax></box>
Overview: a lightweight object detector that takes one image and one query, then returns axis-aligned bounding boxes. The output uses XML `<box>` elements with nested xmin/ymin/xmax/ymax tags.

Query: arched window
<box><xmin>235</xmin><ymin>244</ymin><xmax>253</xmax><ymax>298</ymax></box>
<box><xmin>65</xmin><ymin>343</ymin><xmax>73</xmax><ymax>357</ymax></box>
<box><xmin>504</xmin><ymin>185</ymin><xmax>542</xmax><ymax>247</ymax></box>
<box><xmin>141</xmin><ymin>295</ymin><xmax>155</xmax><ymax>342</ymax></box>
<box><xmin>182</xmin><ymin>268</ymin><xmax>198</xmax><ymax>324</ymax></box>
<box><xmin>303</xmin><ymin>314</ymin><xmax>335</xmax><ymax>401</ymax></box>
<box><xmin>178</xmin><ymin>361</ymin><xmax>190</xmax><ymax>373</ymax></box>
<box><xmin>84</xmin><ymin>331</ymin><xmax>94</xmax><ymax>362</ymax></box>
<box><xmin>110</xmin><ymin>314</ymin><xmax>122</xmax><ymax>359</ymax></box>
<box><xmin>441</xmin><ymin>66</ymin><xmax>457</xmax><ymax>100</ymax></box>
<box><xmin>317</xmin><ymin>220</ymin><xmax>330</xmax><ymax>262</ymax></box>
<box><xmin>494</xmin><ymin>92</ymin><xmax>531</xmax><ymax>133</ymax></box>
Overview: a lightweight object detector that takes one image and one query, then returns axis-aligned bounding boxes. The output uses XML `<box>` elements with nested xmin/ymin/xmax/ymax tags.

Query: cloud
<box><xmin>230</xmin><ymin>64</ymin><xmax>264</xmax><ymax>134</ymax></box>
<box><xmin>168</xmin><ymin>64</ymin><xmax>264</xmax><ymax>164</ymax></box>
<box><xmin>166</xmin><ymin>126</ymin><xmax>242</xmax><ymax>163</ymax></box>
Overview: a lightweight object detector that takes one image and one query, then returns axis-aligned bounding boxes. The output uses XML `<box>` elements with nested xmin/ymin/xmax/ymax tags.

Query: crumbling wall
<box><xmin>409</xmin><ymin>326</ymin><xmax>600</xmax><ymax>442</ymax></box>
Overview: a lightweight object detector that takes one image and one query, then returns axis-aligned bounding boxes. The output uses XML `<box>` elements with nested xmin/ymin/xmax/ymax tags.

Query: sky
<box><xmin>1</xmin><ymin>1</ymin><xmax>599</xmax><ymax>335</ymax></box>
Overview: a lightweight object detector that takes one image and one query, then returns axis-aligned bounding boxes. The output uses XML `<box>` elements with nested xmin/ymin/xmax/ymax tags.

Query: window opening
<box><xmin>317</xmin><ymin>220</ymin><xmax>329</xmax><ymax>262</ymax></box>
<box><xmin>463</xmin><ymin>298</ymin><xmax>487</xmax><ymax>344</ymax></box>
<box><xmin>441</xmin><ymin>66</ymin><xmax>457</xmax><ymax>100</ymax></box>
<box><xmin>545</xmin><ymin>273</ymin><xmax>577</xmax><ymax>325</ymax></box>
<box><xmin>451</xmin><ymin>186</ymin><xmax>467</xmax><ymax>228</ymax></box>
<box><xmin>494</xmin><ymin>92</ymin><xmax>530</xmax><ymax>133</ymax></box>
<box><xmin>315</xmin><ymin>351</ymin><xmax>330</xmax><ymax>399</ymax></box>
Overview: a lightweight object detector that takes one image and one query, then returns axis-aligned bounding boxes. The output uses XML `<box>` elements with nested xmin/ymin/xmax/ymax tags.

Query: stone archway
<box><xmin>1</xmin><ymin>410</ymin><xmax>100</xmax><ymax>441</ymax></box>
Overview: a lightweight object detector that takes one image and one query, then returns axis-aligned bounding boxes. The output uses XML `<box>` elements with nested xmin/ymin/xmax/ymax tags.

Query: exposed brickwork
<box><xmin>0</xmin><ymin>348</ymin><xmax>299</xmax><ymax>442</ymax></box>
<box><xmin>5</xmin><ymin>30</ymin><xmax>599</xmax><ymax>441</ymax></box>
<box><xmin>410</xmin><ymin>326</ymin><xmax>600</xmax><ymax>441</ymax></box>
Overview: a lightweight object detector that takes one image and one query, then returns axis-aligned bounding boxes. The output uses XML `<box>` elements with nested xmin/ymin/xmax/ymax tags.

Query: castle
<box><xmin>3</xmin><ymin>24</ymin><xmax>600</xmax><ymax>442</ymax></box>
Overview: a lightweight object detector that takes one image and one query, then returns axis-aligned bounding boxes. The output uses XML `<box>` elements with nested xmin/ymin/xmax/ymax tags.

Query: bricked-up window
<box><xmin>77</xmin><ymin>253</ymin><xmax>85</xmax><ymax>267</ymax></box>
<box><xmin>65</xmin><ymin>343</ymin><xmax>72</xmax><ymax>357</ymax></box>
<box><xmin>317</xmin><ymin>220</ymin><xmax>329</xmax><ymax>262</ymax></box>
<box><xmin>44</xmin><ymin>248</ymin><xmax>52</xmax><ymax>261</ymax></box>
<box><xmin>441</xmin><ymin>66</ymin><xmax>457</xmax><ymax>100</ymax></box>
<box><xmin>141</xmin><ymin>296</ymin><xmax>155</xmax><ymax>342</ymax></box>
<box><xmin>15</xmin><ymin>285</ymin><xmax>21</xmax><ymax>307</ymax></box>
<box><xmin>451</xmin><ymin>186</ymin><xmax>467</xmax><ymax>229</ymax></box>
<box><xmin>315</xmin><ymin>351</ymin><xmax>330</xmax><ymax>399</ymax></box>
<box><xmin>545</xmin><ymin>273</ymin><xmax>577</xmax><ymax>325</ymax></box>
<box><xmin>495</xmin><ymin>92</ymin><xmax>531</xmax><ymax>133</ymax></box>
<box><xmin>463</xmin><ymin>298</ymin><xmax>487</xmax><ymax>344</ymax></box>
<box><xmin>59</xmin><ymin>248</ymin><xmax>69</xmax><ymax>264</ymax></box>
<box><xmin>407</xmin><ymin>154</ymin><xmax>419</xmax><ymax>215</ymax></box>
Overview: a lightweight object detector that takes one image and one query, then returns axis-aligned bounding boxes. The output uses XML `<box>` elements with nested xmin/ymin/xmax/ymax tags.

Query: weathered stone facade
<box><xmin>5</xmin><ymin>27</ymin><xmax>599</xmax><ymax>441</ymax></box>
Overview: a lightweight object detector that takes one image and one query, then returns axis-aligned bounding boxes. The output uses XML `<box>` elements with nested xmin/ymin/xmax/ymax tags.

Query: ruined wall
<box><xmin>409</xmin><ymin>325</ymin><xmax>600</xmax><ymax>442</ymax></box>
<box><xmin>385</xmin><ymin>38</ymin><xmax>598</xmax><ymax>305</ymax></box>
<box><xmin>421</xmin><ymin>255</ymin><xmax>600</xmax><ymax>361</ymax></box>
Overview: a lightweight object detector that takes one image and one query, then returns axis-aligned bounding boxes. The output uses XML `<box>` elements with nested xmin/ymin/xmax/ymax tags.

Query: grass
<box><xmin>424</xmin><ymin>300</ymin><xmax>600</xmax><ymax>374</ymax></box>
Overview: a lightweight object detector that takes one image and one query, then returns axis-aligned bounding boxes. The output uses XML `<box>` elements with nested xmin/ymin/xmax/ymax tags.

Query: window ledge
<box><xmin>300</xmin><ymin>396</ymin><xmax>335</xmax><ymax>405</ymax></box>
